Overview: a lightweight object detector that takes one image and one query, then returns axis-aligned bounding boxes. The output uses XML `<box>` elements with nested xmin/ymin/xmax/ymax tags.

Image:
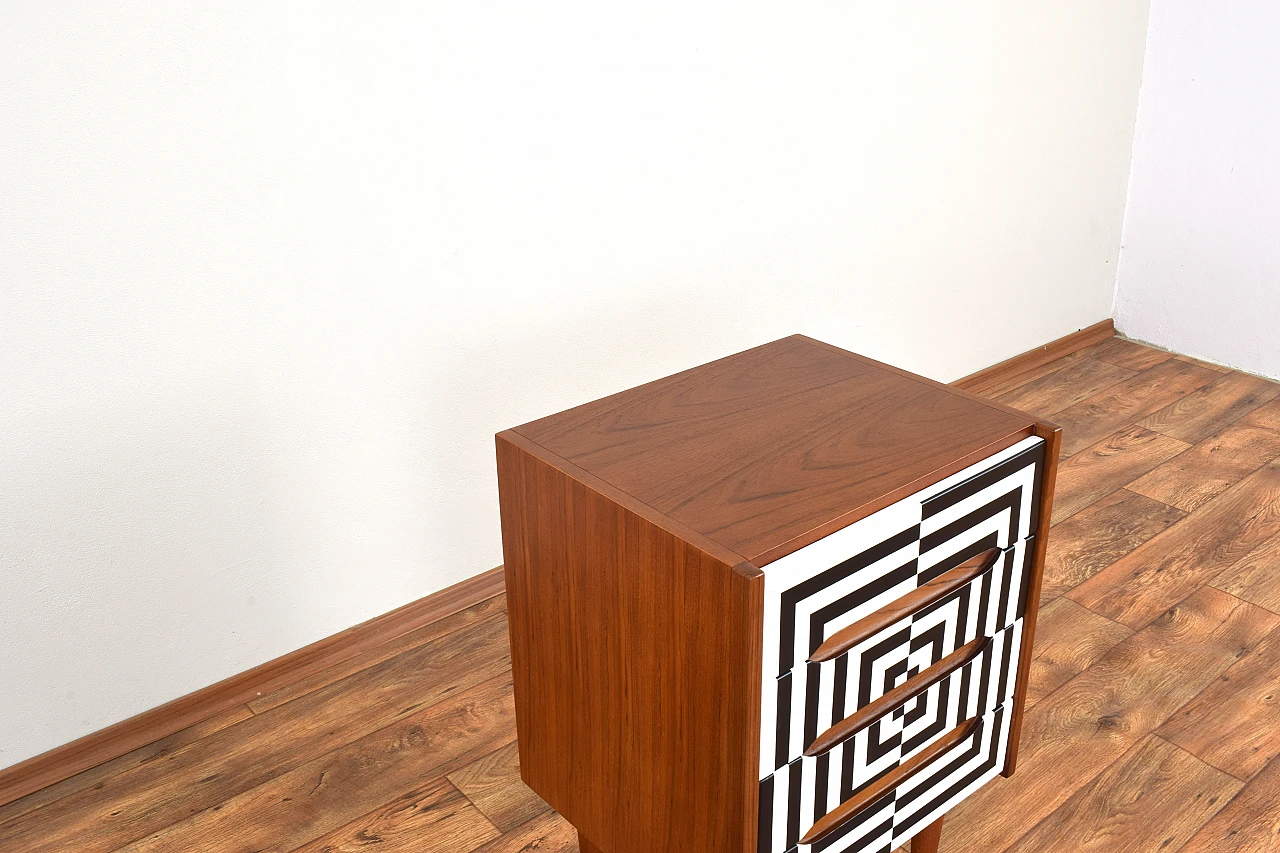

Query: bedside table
<box><xmin>496</xmin><ymin>335</ymin><xmax>1058</xmax><ymax>853</ymax></box>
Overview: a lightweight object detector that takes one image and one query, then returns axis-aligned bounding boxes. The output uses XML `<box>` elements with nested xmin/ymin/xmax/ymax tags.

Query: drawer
<box><xmin>770</xmin><ymin>580</ymin><xmax>1027</xmax><ymax>773</ymax></box>
<box><xmin>759</xmin><ymin>703</ymin><xmax>1014</xmax><ymax>853</ymax></box>
<box><xmin>766</xmin><ymin>539</ymin><xmax>1032</xmax><ymax>771</ymax></box>
<box><xmin>803</xmin><ymin>619</ymin><xmax>1022</xmax><ymax>801</ymax></box>
<box><xmin>760</xmin><ymin>437</ymin><xmax>1044</xmax><ymax>778</ymax></box>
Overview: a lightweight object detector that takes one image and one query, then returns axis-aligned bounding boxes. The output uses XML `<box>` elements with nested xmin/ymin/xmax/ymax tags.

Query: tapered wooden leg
<box><xmin>911</xmin><ymin>815</ymin><xmax>944</xmax><ymax>853</ymax></box>
<box><xmin>578</xmin><ymin>832</ymin><xmax>604</xmax><ymax>853</ymax></box>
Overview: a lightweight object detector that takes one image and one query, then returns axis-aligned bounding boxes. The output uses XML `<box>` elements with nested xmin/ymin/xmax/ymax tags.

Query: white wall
<box><xmin>1115</xmin><ymin>1</ymin><xmax>1280</xmax><ymax>378</ymax></box>
<box><xmin>0</xmin><ymin>2</ymin><xmax>1149</xmax><ymax>770</ymax></box>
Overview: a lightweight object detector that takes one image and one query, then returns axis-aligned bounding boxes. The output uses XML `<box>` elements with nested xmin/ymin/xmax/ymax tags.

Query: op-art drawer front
<box><xmin>759</xmin><ymin>703</ymin><xmax>1013</xmax><ymax>853</ymax></box>
<box><xmin>802</xmin><ymin>619</ymin><xmax>1022</xmax><ymax>795</ymax></box>
<box><xmin>763</xmin><ymin>535</ymin><xmax>1035</xmax><ymax>774</ymax></box>
<box><xmin>770</xmin><ymin>560</ymin><xmax>1027</xmax><ymax>773</ymax></box>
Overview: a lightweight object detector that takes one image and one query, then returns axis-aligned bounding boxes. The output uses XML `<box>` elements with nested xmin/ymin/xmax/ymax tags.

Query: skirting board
<box><xmin>953</xmin><ymin>319</ymin><xmax>1115</xmax><ymax>394</ymax></box>
<box><xmin>0</xmin><ymin>319</ymin><xmax>1114</xmax><ymax>808</ymax></box>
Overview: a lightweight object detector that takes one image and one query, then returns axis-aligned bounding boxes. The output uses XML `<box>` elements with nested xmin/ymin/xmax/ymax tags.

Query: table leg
<box><xmin>911</xmin><ymin>815</ymin><xmax>945</xmax><ymax>853</ymax></box>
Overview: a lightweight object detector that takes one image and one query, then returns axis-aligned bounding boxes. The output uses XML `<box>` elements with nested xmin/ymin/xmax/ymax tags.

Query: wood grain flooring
<box><xmin>3</xmin><ymin>334</ymin><xmax>1280</xmax><ymax>853</ymax></box>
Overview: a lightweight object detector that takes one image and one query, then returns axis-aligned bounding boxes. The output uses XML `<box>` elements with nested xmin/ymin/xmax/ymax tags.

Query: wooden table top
<box><xmin>512</xmin><ymin>335</ymin><xmax>1036</xmax><ymax>565</ymax></box>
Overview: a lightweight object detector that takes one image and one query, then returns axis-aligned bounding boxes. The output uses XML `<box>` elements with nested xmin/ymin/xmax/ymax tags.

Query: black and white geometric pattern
<box><xmin>755</xmin><ymin>436</ymin><xmax>1045</xmax><ymax>852</ymax></box>
<box><xmin>775</xmin><ymin>591</ymin><xmax>1026</xmax><ymax>786</ymax></box>
<box><xmin>759</xmin><ymin>703</ymin><xmax>1013</xmax><ymax>853</ymax></box>
<box><xmin>770</xmin><ymin>539</ymin><xmax>1032</xmax><ymax>771</ymax></box>
<box><xmin>760</xmin><ymin>436</ymin><xmax>1044</xmax><ymax>773</ymax></box>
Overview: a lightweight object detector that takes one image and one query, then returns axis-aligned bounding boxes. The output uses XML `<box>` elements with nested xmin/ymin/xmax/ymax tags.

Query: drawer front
<box><xmin>759</xmin><ymin>703</ymin><xmax>1013</xmax><ymax>853</ymax></box>
<box><xmin>760</xmin><ymin>436</ymin><xmax>1044</xmax><ymax>778</ymax></box>
<box><xmin>774</xmin><ymin>594</ymin><xmax>1026</xmax><ymax>775</ymax></box>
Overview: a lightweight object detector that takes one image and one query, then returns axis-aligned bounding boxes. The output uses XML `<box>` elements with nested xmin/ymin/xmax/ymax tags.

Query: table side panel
<box><xmin>1003</xmin><ymin>421</ymin><xmax>1061</xmax><ymax>775</ymax></box>
<box><xmin>497</xmin><ymin>433</ymin><xmax>764</xmax><ymax>853</ymax></box>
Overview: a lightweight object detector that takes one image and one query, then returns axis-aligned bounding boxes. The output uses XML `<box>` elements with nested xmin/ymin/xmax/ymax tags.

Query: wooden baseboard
<box><xmin>0</xmin><ymin>319</ymin><xmax>1116</xmax><ymax>809</ymax></box>
<box><xmin>0</xmin><ymin>566</ymin><xmax>506</xmax><ymax>808</ymax></box>
<box><xmin>953</xmin><ymin>319</ymin><xmax>1115</xmax><ymax>394</ymax></box>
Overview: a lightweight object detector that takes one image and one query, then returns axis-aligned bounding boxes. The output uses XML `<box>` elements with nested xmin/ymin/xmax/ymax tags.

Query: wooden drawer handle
<box><xmin>805</xmin><ymin>635</ymin><xmax>989</xmax><ymax>757</ymax></box>
<box><xmin>800</xmin><ymin>715</ymin><xmax>983</xmax><ymax>846</ymax></box>
<box><xmin>809</xmin><ymin>547</ymin><xmax>1001</xmax><ymax>664</ymax></box>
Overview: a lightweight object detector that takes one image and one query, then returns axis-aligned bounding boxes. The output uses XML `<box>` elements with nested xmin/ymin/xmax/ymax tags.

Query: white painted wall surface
<box><xmin>1115</xmin><ymin>1</ymin><xmax>1280</xmax><ymax>378</ymax></box>
<box><xmin>0</xmin><ymin>2</ymin><xmax>1149</xmax><ymax>770</ymax></box>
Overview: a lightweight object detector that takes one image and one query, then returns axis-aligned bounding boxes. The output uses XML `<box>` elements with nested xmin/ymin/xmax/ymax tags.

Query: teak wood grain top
<box><xmin>514</xmin><ymin>335</ymin><xmax>1037</xmax><ymax>565</ymax></box>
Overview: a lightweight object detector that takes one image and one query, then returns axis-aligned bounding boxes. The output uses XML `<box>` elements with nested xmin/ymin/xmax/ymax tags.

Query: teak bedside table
<box><xmin>496</xmin><ymin>335</ymin><xmax>1059</xmax><ymax>853</ymax></box>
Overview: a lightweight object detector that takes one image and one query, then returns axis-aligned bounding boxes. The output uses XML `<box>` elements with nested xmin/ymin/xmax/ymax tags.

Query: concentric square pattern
<box><xmin>758</xmin><ymin>437</ymin><xmax>1045</xmax><ymax>852</ymax></box>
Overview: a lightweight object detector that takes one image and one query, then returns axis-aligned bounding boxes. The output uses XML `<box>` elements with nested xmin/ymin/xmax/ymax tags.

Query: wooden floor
<box><xmin>5</xmin><ymin>335</ymin><xmax>1280</xmax><ymax>853</ymax></box>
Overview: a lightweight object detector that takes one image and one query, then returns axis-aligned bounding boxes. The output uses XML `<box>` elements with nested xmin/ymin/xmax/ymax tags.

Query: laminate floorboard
<box><xmin>973</xmin><ymin>351</ymin><xmax>1090</xmax><ymax>399</ymax></box>
<box><xmin>941</xmin><ymin>586</ymin><xmax>1277</xmax><ymax>853</ymax></box>
<box><xmin>1048</xmin><ymin>425</ymin><xmax>1189</xmax><ymax>524</ymax></box>
<box><xmin>1174</xmin><ymin>751</ymin><xmax>1280</xmax><ymax>852</ymax></box>
<box><xmin>1172</xmin><ymin>353</ymin><xmax>1233</xmax><ymax>374</ymax></box>
<box><xmin>1211</xmin><ymin>532</ymin><xmax>1280</xmax><ymax>615</ymax></box>
<box><xmin>993</xmin><ymin>356</ymin><xmax>1136</xmax><ymax>415</ymax></box>
<box><xmin>1127</xmin><ymin>419</ymin><xmax>1280</xmax><ymax>512</ymax></box>
<box><xmin>1041</xmin><ymin>488</ymin><xmax>1184</xmax><ymax>599</ymax></box>
<box><xmin>1082</xmin><ymin>336</ymin><xmax>1176</xmax><ymax>372</ymax></box>
<box><xmin>3</xmin><ymin>335</ymin><xmax>1279</xmax><ymax>853</ymax></box>
<box><xmin>1002</xmin><ymin>735</ymin><xmax>1241</xmax><ymax>853</ymax></box>
<box><xmin>1022</xmin><ymin>597</ymin><xmax>1132</xmax><ymax>709</ymax></box>
<box><xmin>1070</xmin><ymin>458</ymin><xmax>1280</xmax><ymax>629</ymax></box>
<box><xmin>1050</xmin><ymin>359</ymin><xmax>1220</xmax><ymax>456</ymax></box>
<box><xmin>1134</xmin><ymin>369</ymin><xmax>1280</xmax><ymax>444</ymax></box>
<box><xmin>0</xmin><ymin>703</ymin><xmax>254</xmax><ymax>826</ymax></box>
<box><xmin>1157</xmin><ymin>623</ymin><xmax>1280</xmax><ymax>781</ymax></box>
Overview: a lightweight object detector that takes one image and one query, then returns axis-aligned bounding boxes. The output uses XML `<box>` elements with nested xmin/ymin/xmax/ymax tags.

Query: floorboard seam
<box><xmin>1151</xmin><ymin>733</ymin><xmax>1254</xmax><ymax>786</ymax></box>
